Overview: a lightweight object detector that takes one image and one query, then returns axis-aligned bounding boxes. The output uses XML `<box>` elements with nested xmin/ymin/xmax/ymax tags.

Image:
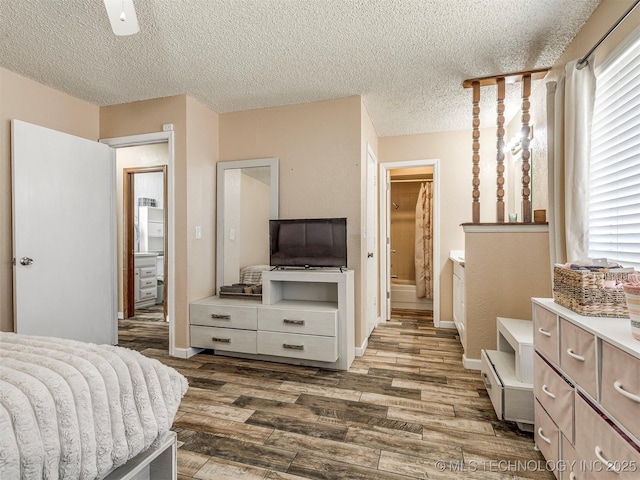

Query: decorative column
<box><xmin>521</xmin><ymin>74</ymin><xmax>532</xmax><ymax>223</ymax></box>
<box><xmin>472</xmin><ymin>81</ymin><xmax>481</xmax><ymax>223</ymax></box>
<box><xmin>496</xmin><ymin>77</ymin><xmax>506</xmax><ymax>223</ymax></box>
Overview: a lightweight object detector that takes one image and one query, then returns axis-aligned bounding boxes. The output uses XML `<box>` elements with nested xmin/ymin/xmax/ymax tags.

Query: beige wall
<box><xmin>0</xmin><ymin>67</ymin><xmax>100</xmax><ymax>332</ymax></box>
<box><xmin>378</xmin><ymin>128</ymin><xmax>496</xmax><ymax>322</ymax></box>
<box><xmin>101</xmin><ymin>95</ymin><xmax>218</xmax><ymax>350</ymax></box>
<box><xmin>464</xmin><ymin>228</ymin><xmax>552</xmax><ymax>359</ymax></box>
<box><xmin>220</xmin><ymin>96</ymin><xmax>367</xmax><ymax>345</ymax></box>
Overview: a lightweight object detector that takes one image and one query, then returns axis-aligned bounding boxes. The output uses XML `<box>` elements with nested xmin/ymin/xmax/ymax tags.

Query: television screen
<box><xmin>269</xmin><ymin>218</ymin><xmax>347</xmax><ymax>268</ymax></box>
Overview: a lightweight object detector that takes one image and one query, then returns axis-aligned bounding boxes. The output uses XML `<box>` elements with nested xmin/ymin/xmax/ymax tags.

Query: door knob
<box><xmin>367</xmin><ymin>252</ymin><xmax>374</xmax><ymax>258</ymax></box>
<box><xmin>20</xmin><ymin>257</ymin><xmax>33</xmax><ymax>266</ymax></box>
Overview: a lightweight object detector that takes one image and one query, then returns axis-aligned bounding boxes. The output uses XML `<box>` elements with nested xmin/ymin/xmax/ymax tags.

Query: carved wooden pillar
<box><xmin>521</xmin><ymin>74</ymin><xmax>532</xmax><ymax>223</ymax></box>
<box><xmin>472</xmin><ymin>81</ymin><xmax>481</xmax><ymax>223</ymax></box>
<box><xmin>496</xmin><ymin>77</ymin><xmax>506</xmax><ymax>223</ymax></box>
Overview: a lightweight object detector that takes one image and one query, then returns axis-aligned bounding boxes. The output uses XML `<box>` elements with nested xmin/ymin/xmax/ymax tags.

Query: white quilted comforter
<box><xmin>0</xmin><ymin>332</ymin><xmax>188</xmax><ymax>480</ymax></box>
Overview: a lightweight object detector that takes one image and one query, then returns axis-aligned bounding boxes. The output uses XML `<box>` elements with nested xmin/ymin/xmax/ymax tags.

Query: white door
<box><xmin>365</xmin><ymin>144</ymin><xmax>378</xmax><ymax>335</ymax></box>
<box><xmin>384</xmin><ymin>170</ymin><xmax>392</xmax><ymax>321</ymax></box>
<box><xmin>12</xmin><ymin>120</ymin><xmax>117</xmax><ymax>344</ymax></box>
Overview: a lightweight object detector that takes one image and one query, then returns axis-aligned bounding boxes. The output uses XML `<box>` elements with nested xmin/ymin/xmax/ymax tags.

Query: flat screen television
<box><xmin>269</xmin><ymin>218</ymin><xmax>347</xmax><ymax>269</ymax></box>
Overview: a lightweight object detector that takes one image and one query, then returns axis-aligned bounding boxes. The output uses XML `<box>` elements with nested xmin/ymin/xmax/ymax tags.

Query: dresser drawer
<box><xmin>534</xmin><ymin>304</ymin><xmax>559</xmax><ymax>365</ymax></box>
<box><xmin>148</xmin><ymin>221</ymin><xmax>164</xmax><ymax>237</ymax></box>
<box><xmin>574</xmin><ymin>394</ymin><xmax>640</xmax><ymax>479</ymax></box>
<box><xmin>257</xmin><ymin>331</ymin><xmax>338</xmax><ymax>362</ymax></box>
<box><xmin>562</xmin><ymin>434</ymin><xmax>593</xmax><ymax>480</ymax></box>
<box><xmin>138</xmin><ymin>287</ymin><xmax>156</xmax><ymax>300</ymax></box>
<box><xmin>601</xmin><ymin>341</ymin><xmax>640</xmax><ymax>444</ymax></box>
<box><xmin>560</xmin><ymin>318</ymin><xmax>597</xmax><ymax>400</ymax></box>
<box><xmin>190</xmin><ymin>302</ymin><xmax>258</xmax><ymax>330</ymax></box>
<box><xmin>139</xmin><ymin>277</ymin><xmax>157</xmax><ymax>289</ymax></box>
<box><xmin>535</xmin><ymin>399</ymin><xmax>560</xmax><ymax>478</ymax></box>
<box><xmin>139</xmin><ymin>266</ymin><xmax>156</xmax><ymax>278</ymax></box>
<box><xmin>258</xmin><ymin>307</ymin><xmax>338</xmax><ymax>337</ymax></box>
<box><xmin>534</xmin><ymin>352</ymin><xmax>574</xmax><ymax>441</ymax></box>
<box><xmin>190</xmin><ymin>326</ymin><xmax>257</xmax><ymax>354</ymax></box>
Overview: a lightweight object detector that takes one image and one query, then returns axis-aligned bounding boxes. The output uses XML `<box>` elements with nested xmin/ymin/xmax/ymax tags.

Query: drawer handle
<box><xmin>569</xmin><ymin>473</ymin><xmax>577</xmax><ymax>480</ymax></box>
<box><xmin>541</xmin><ymin>384</ymin><xmax>556</xmax><ymax>399</ymax></box>
<box><xmin>566</xmin><ymin>348</ymin><xmax>585</xmax><ymax>362</ymax></box>
<box><xmin>211</xmin><ymin>337</ymin><xmax>231</xmax><ymax>343</ymax></box>
<box><xmin>283</xmin><ymin>343</ymin><xmax>304</xmax><ymax>350</ymax></box>
<box><xmin>211</xmin><ymin>314</ymin><xmax>231</xmax><ymax>320</ymax></box>
<box><xmin>481</xmin><ymin>372</ymin><xmax>491</xmax><ymax>389</ymax></box>
<box><xmin>538</xmin><ymin>327</ymin><xmax>552</xmax><ymax>337</ymax></box>
<box><xmin>537</xmin><ymin>427</ymin><xmax>551</xmax><ymax>445</ymax></box>
<box><xmin>283</xmin><ymin>319</ymin><xmax>305</xmax><ymax>326</ymax></box>
<box><xmin>595</xmin><ymin>446</ymin><xmax>620</xmax><ymax>474</ymax></box>
<box><xmin>613</xmin><ymin>380</ymin><xmax>640</xmax><ymax>403</ymax></box>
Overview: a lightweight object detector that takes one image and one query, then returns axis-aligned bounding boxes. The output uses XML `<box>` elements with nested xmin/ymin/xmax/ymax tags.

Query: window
<box><xmin>588</xmin><ymin>27</ymin><xmax>640</xmax><ymax>268</ymax></box>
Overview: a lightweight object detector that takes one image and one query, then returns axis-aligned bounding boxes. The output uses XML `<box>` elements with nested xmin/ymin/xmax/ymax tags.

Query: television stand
<box><xmin>189</xmin><ymin>269</ymin><xmax>355</xmax><ymax>370</ymax></box>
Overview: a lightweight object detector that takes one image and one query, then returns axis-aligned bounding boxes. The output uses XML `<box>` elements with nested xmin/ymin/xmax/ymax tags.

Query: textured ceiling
<box><xmin>0</xmin><ymin>0</ymin><xmax>601</xmax><ymax>136</ymax></box>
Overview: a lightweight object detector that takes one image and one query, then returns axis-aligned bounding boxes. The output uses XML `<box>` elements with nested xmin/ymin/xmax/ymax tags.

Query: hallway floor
<box><xmin>118</xmin><ymin>309</ymin><xmax>552</xmax><ymax>479</ymax></box>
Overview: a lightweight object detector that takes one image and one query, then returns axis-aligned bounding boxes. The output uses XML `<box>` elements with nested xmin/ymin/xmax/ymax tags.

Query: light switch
<box><xmin>229</xmin><ymin>228</ymin><xmax>235</xmax><ymax>240</ymax></box>
<box><xmin>195</xmin><ymin>226</ymin><xmax>202</xmax><ymax>239</ymax></box>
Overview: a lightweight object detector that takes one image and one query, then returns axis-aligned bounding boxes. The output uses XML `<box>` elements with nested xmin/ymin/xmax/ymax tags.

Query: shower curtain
<box><xmin>415</xmin><ymin>182</ymin><xmax>433</xmax><ymax>299</ymax></box>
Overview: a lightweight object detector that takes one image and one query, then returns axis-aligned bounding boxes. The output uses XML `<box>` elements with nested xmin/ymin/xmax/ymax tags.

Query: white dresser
<box><xmin>134</xmin><ymin>253</ymin><xmax>157</xmax><ymax>308</ymax></box>
<box><xmin>190</xmin><ymin>269</ymin><xmax>355</xmax><ymax>370</ymax></box>
<box><xmin>532</xmin><ymin>298</ymin><xmax>640</xmax><ymax>479</ymax></box>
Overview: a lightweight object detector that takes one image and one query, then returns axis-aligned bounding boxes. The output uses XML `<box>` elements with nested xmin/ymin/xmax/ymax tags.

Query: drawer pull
<box><xmin>481</xmin><ymin>372</ymin><xmax>491</xmax><ymax>389</ymax></box>
<box><xmin>283</xmin><ymin>343</ymin><xmax>304</xmax><ymax>350</ymax></box>
<box><xmin>566</xmin><ymin>348</ymin><xmax>585</xmax><ymax>362</ymax></box>
<box><xmin>613</xmin><ymin>380</ymin><xmax>640</xmax><ymax>403</ymax></box>
<box><xmin>595</xmin><ymin>446</ymin><xmax>620</xmax><ymax>474</ymax></box>
<box><xmin>283</xmin><ymin>319</ymin><xmax>305</xmax><ymax>326</ymax></box>
<box><xmin>569</xmin><ymin>473</ymin><xmax>577</xmax><ymax>480</ymax></box>
<box><xmin>538</xmin><ymin>327</ymin><xmax>552</xmax><ymax>337</ymax></box>
<box><xmin>211</xmin><ymin>337</ymin><xmax>231</xmax><ymax>343</ymax></box>
<box><xmin>211</xmin><ymin>314</ymin><xmax>231</xmax><ymax>320</ymax></box>
<box><xmin>537</xmin><ymin>427</ymin><xmax>551</xmax><ymax>445</ymax></box>
<box><xmin>541</xmin><ymin>384</ymin><xmax>556</xmax><ymax>399</ymax></box>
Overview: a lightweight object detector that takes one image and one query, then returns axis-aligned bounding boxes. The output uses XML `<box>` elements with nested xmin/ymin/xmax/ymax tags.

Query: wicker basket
<box><xmin>553</xmin><ymin>266</ymin><xmax>630</xmax><ymax>318</ymax></box>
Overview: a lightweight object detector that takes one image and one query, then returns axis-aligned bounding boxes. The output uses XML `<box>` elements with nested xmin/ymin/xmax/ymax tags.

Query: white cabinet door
<box><xmin>12</xmin><ymin>120</ymin><xmax>116</xmax><ymax>344</ymax></box>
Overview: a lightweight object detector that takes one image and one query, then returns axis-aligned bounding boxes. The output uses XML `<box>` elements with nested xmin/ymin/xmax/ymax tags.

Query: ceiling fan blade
<box><xmin>103</xmin><ymin>0</ymin><xmax>139</xmax><ymax>36</ymax></box>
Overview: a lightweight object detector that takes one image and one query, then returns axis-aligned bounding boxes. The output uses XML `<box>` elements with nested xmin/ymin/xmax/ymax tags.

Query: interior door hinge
<box><xmin>12</xmin><ymin>258</ymin><xmax>16</xmax><ymax>266</ymax></box>
<box><xmin>387</xmin><ymin>292</ymin><xmax>390</xmax><ymax>299</ymax></box>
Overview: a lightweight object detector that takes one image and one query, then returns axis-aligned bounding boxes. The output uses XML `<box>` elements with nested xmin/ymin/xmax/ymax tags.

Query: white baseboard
<box><xmin>118</xmin><ymin>311</ymin><xmax>124</xmax><ymax>320</ymax></box>
<box><xmin>172</xmin><ymin>346</ymin><xmax>203</xmax><ymax>359</ymax></box>
<box><xmin>355</xmin><ymin>336</ymin><xmax>368</xmax><ymax>357</ymax></box>
<box><xmin>462</xmin><ymin>354</ymin><xmax>481</xmax><ymax>371</ymax></box>
<box><xmin>437</xmin><ymin>320</ymin><xmax>455</xmax><ymax>329</ymax></box>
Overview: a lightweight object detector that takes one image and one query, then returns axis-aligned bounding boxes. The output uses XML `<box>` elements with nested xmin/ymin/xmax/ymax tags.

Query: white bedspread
<box><xmin>0</xmin><ymin>332</ymin><xmax>188</xmax><ymax>480</ymax></box>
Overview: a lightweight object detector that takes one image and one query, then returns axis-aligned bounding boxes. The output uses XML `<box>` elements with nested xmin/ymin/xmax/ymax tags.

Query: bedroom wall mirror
<box><xmin>216</xmin><ymin>157</ymin><xmax>279</xmax><ymax>290</ymax></box>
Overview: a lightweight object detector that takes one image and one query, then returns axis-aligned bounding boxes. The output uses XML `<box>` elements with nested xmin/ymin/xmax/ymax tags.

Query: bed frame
<box><xmin>103</xmin><ymin>431</ymin><xmax>177</xmax><ymax>480</ymax></box>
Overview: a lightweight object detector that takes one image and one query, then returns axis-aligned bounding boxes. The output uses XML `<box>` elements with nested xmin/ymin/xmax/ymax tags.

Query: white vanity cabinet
<box><xmin>452</xmin><ymin>258</ymin><xmax>466</xmax><ymax>346</ymax></box>
<box><xmin>134</xmin><ymin>253</ymin><xmax>157</xmax><ymax>308</ymax></box>
<box><xmin>190</xmin><ymin>269</ymin><xmax>355</xmax><ymax>370</ymax></box>
<box><xmin>532</xmin><ymin>298</ymin><xmax>640</xmax><ymax>479</ymax></box>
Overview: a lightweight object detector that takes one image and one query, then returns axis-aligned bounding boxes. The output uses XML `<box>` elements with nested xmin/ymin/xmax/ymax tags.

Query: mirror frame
<box><xmin>216</xmin><ymin>157</ymin><xmax>279</xmax><ymax>292</ymax></box>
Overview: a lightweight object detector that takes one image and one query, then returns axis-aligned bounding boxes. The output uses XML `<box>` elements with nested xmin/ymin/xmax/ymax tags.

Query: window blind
<box><xmin>588</xmin><ymin>28</ymin><xmax>640</xmax><ymax>268</ymax></box>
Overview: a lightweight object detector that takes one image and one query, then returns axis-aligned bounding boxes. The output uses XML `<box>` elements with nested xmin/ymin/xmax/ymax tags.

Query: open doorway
<box><xmin>123</xmin><ymin>166</ymin><xmax>168</xmax><ymax>321</ymax></box>
<box><xmin>379</xmin><ymin>159</ymin><xmax>446</xmax><ymax>328</ymax></box>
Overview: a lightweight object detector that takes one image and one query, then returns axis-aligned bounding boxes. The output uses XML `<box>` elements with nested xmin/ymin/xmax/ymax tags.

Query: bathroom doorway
<box><xmin>116</xmin><ymin>144</ymin><xmax>169</xmax><ymax>322</ymax></box>
<box><xmin>379</xmin><ymin>159</ymin><xmax>444</xmax><ymax>327</ymax></box>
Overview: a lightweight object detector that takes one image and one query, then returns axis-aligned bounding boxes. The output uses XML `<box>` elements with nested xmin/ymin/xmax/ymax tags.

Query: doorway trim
<box><xmin>100</xmin><ymin>131</ymin><xmax>176</xmax><ymax>356</ymax></box>
<box><xmin>123</xmin><ymin>166</ymin><xmax>168</xmax><ymax>320</ymax></box>
<box><xmin>379</xmin><ymin>159</ymin><xmax>446</xmax><ymax>328</ymax></box>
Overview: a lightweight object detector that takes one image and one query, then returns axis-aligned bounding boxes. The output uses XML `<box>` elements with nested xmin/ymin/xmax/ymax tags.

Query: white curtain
<box><xmin>547</xmin><ymin>58</ymin><xmax>596</xmax><ymax>266</ymax></box>
<box><xmin>415</xmin><ymin>182</ymin><xmax>433</xmax><ymax>299</ymax></box>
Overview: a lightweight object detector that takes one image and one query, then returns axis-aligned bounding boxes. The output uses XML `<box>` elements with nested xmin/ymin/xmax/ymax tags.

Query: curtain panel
<box><xmin>547</xmin><ymin>58</ymin><xmax>596</xmax><ymax>267</ymax></box>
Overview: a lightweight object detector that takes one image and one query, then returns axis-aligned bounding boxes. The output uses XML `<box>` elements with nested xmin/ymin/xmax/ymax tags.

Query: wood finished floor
<box><xmin>118</xmin><ymin>309</ymin><xmax>553</xmax><ymax>479</ymax></box>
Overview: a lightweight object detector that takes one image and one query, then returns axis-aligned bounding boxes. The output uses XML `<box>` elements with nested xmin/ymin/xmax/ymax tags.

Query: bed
<box><xmin>0</xmin><ymin>332</ymin><xmax>188</xmax><ymax>480</ymax></box>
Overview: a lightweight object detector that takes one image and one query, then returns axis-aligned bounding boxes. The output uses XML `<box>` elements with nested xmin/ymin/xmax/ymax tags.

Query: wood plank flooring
<box><xmin>118</xmin><ymin>309</ymin><xmax>553</xmax><ymax>479</ymax></box>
